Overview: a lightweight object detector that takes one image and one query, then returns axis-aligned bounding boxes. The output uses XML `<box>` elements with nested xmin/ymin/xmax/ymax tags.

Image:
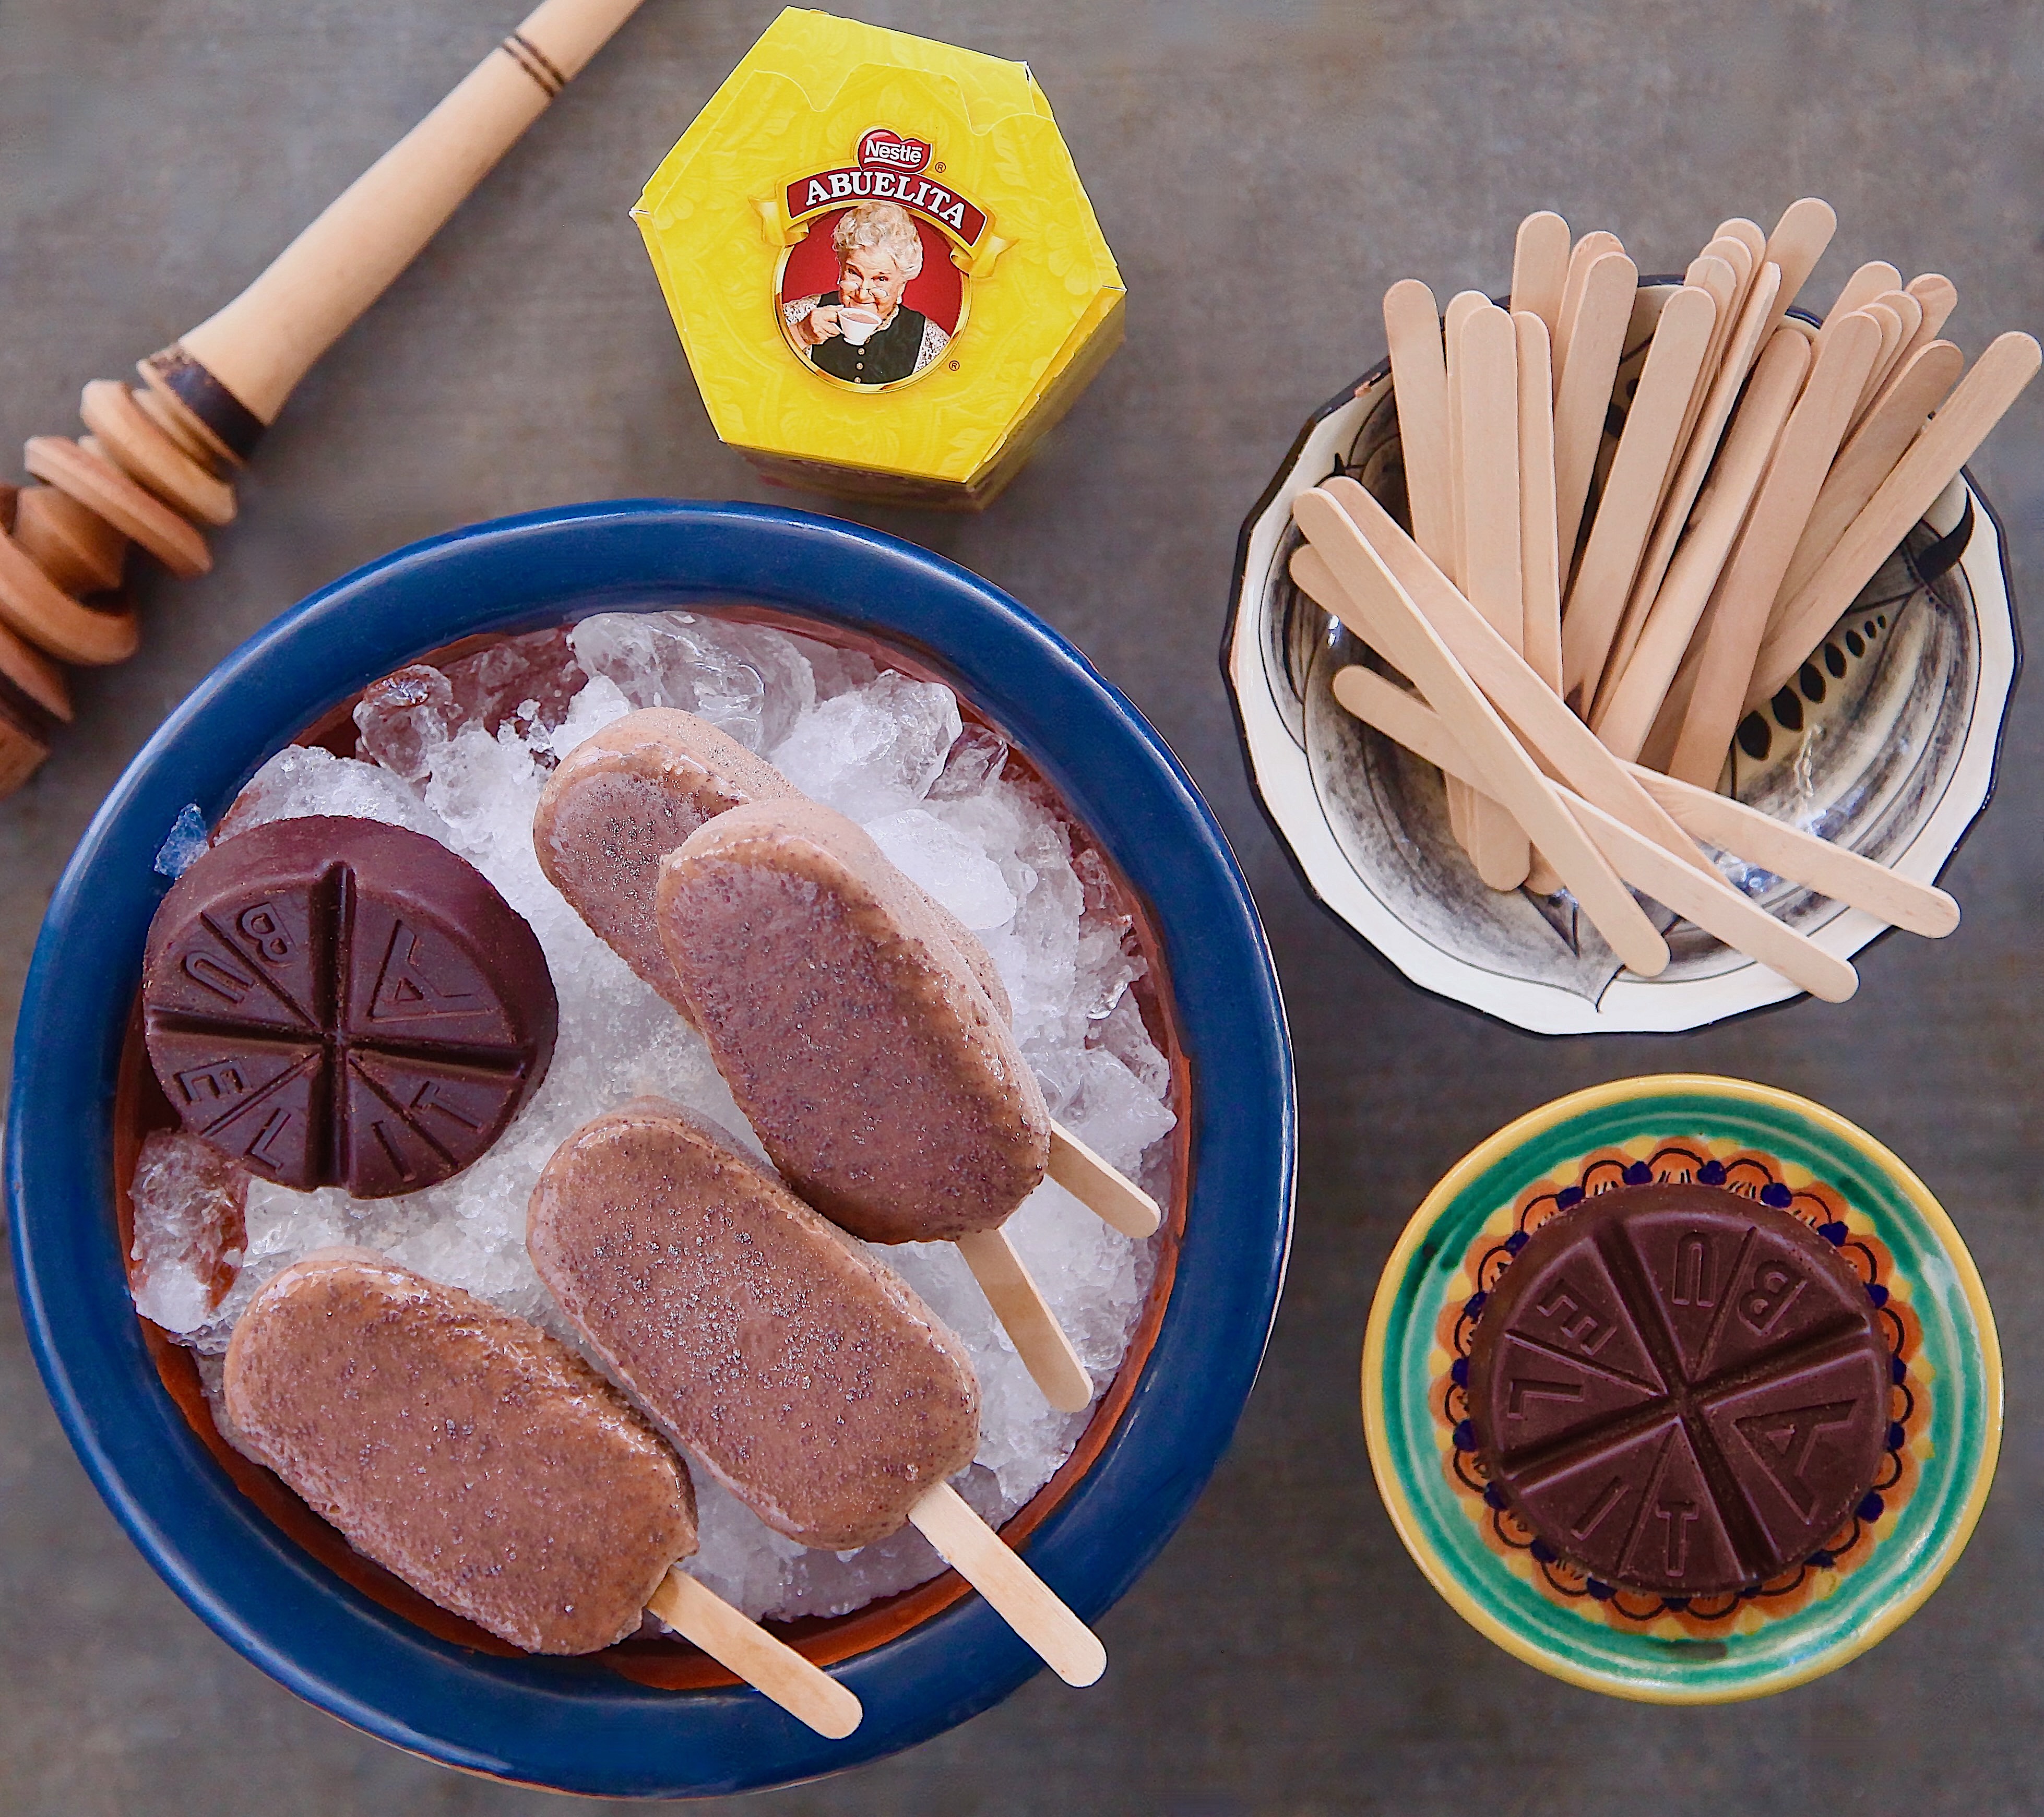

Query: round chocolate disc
<box><xmin>1466</xmin><ymin>1181</ymin><xmax>1890</xmax><ymax>1597</ymax></box>
<box><xmin>142</xmin><ymin>816</ymin><xmax>557</xmax><ymax>1197</ymax></box>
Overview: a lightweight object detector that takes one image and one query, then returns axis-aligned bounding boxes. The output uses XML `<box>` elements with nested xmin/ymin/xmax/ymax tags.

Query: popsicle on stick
<box><xmin>1330</xmin><ymin>664</ymin><xmax>1958</xmax><ymax>938</ymax></box>
<box><xmin>1288</xmin><ymin>488</ymin><xmax>1671</xmax><ymax>977</ymax></box>
<box><xmin>1749</xmin><ymin>331</ymin><xmax>2042</xmax><ymax>709</ymax></box>
<box><xmin>225</xmin><ymin>1249</ymin><xmax>862</xmax><ymax>1737</ymax></box>
<box><xmin>1663</xmin><ymin>311</ymin><xmax>1886</xmax><ymax>787</ymax></box>
<box><xmin>656</xmin><ymin>798</ymin><xmax>1091</xmax><ymax>1413</ymax></box>
<box><xmin>529</xmin><ymin>1100</ymin><xmax>1108</xmax><ymax>1688</ymax></box>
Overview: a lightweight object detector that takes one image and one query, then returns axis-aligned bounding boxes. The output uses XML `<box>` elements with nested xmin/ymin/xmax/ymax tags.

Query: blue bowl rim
<box><xmin>1219</xmin><ymin>290</ymin><xmax>2023</xmax><ymax>1038</ymax></box>
<box><xmin>7</xmin><ymin>499</ymin><xmax>1297</xmax><ymax>1798</ymax></box>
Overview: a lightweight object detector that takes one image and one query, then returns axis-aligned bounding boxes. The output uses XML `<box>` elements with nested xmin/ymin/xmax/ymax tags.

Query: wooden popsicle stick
<box><xmin>1515</xmin><ymin>313</ymin><xmax>1563</xmax><ymax>696</ymax></box>
<box><xmin>1383</xmin><ymin>281</ymin><xmax>1457</xmax><ymax>575</ymax></box>
<box><xmin>1329</xmin><ymin>661</ymin><xmax>1862</xmax><ymax>999</ymax></box>
<box><xmin>1555</xmin><ymin>232</ymin><xmax>1626</xmax><ymax>391</ymax></box>
<box><xmin>1758</xmin><ymin>197</ymin><xmax>1838</xmax><ymax>325</ymax></box>
<box><xmin>1441</xmin><ymin>290</ymin><xmax>1489</xmax><ymax>851</ymax></box>
<box><xmin>645</xmin><ymin>1568</ymin><xmax>863</xmax><ymax>1738</ymax></box>
<box><xmin>0</xmin><ymin>529</ymin><xmax>141</xmax><ymax>666</ymax></box>
<box><xmin>1559</xmin><ymin>284</ymin><xmax>1717</xmax><ymax>706</ymax></box>
<box><xmin>77</xmin><ymin>381</ymin><xmax>237</xmax><ymax>528</ymax></box>
<box><xmin>1285</xmin><ymin>518</ymin><xmax>1669</xmax><ymax>976</ymax></box>
<box><xmin>12</xmin><ymin>485</ymin><xmax>126</xmax><ymax>594</ymax></box>
<box><xmin>1510</xmin><ymin>211</ymin><xmax>1572</xmax><ymax>339</ymax></box>
<box><xmin>1618</xmin><ymin>262</ymin><xmax>1782</xmax><ymax>650</ymax></box>
<box><xmin>1713</xmin><ymin>217</ymin><xmax>1767</xmax><ymax>272</ymax></box>
<box><xmin>907</xmin><ymin>1481</ymin><xmax>1107</xmax><ymax>1687</ymax></box>
<box><xmin>1048</xmin><ymin>1121</ymin><xmax>1161</xmax><ymax>1239</ymax></box>
<box><xmin>1749</xmin><ymin>331</ymin><xmax>2043</xmax><ymax>709</ymax></box>
<box><xmin>1551</xmin><ymin>251</ymin><xmax>1638</xmax><ymax>573</ymax></box>
<box><xmin>1902</xmin><ymin>274</ymin><xmax>1958</xmax><ymax>354</ymax></box>
<box><xmin>1845</xmin><ymin>300</ymin><xmax>1903</xmax><ymax>416</ymax></box>
<box><xmin>1590</xmin><ymin>329</ymin><xmax>1813</xmax><ymax>759</ymax></box>
<box><xmin>1331</xmin><ymin>664</ymin><xmax>1958</xmax><ymax>937</ymax></box>
<box><xmin>1563</xmin><ymin>790</ymin><xmax>1857</xmax><ymax>1001</ymax></box>
<box><xmin>1313</xmin><ymin>476</ymin><xmax>1714</xmax><ymax>874</ymax></box>
<box><xmin>23</xmin><ymin>436</ymin><xmax>210</xmax><ymax>578</ymax></box>
<box><xmin>1662</xmin><ymin>313</ymin><xmax>1885</xmax><ymax>786</ymax></box>
<box><xmin>1671</xmin><ymin>244</ymin><xmax>1755</xmax><ymax>475</ymax></box>
<box><xmin>1852</xmin><ymin>291</ymin><xmax>1922</xmax><ymax>423</ymax></box>
<box><xmin>955</xmin><ymin>1228</ymin><xmax>1092</xmax><ymax>1414</ymax></box>
<box><xmin>1825</xmin><ymin>260</ymin><xmax>1903</xmax><ymax>325</ymax></box>
<box><xmin>1775</xmin><ymin>340</ymin><xmax>1963</xmax><ymax>606</ymax></box>
<box><xmin>1515</xmin><ymin>309</ymin><xmax>1566</xmax><ymax>898</ymax></box>
<box><xmin>170</xmin><ymin>0</ymin><xmax>649</xmax><ymax>432</ymax></box>
<box><xmin>1454</xmin><ymin>304</ymin><xmax>1530</xmax><ymax>889</ymax></box>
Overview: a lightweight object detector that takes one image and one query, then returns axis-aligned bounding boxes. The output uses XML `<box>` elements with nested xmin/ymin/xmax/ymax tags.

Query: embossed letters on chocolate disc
<box><xmin>142</xmin><ymin>816</ymin><xmax>557</xmax><ymax>1197</ymax></box>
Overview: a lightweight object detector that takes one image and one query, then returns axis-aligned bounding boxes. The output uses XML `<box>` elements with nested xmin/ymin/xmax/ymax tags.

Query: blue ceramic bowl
<box><xmin>8</xmin><ymin>502</ymin><xmax>1294</xmax><ymax>1798</ymax></box>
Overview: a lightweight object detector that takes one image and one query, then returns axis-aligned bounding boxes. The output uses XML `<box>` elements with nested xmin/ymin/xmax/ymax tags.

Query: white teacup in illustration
<box><xmin>835</xmin><ymin>306</ymin><xmax>883</xmax><ymax>346</ymax></box>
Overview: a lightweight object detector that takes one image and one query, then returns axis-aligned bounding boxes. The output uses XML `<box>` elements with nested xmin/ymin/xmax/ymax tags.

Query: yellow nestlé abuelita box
<box><xmin>633</xmin><ymin>10</ymin><xmax>1124</xmax><ymax>509</ymax></box>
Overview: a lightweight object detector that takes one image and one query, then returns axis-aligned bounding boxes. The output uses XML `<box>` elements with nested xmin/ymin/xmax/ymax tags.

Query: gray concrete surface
<box><xmin>4</xmin><ymin>1</ymin><xmax>2041</xmax><ymax>1809</ymax></box>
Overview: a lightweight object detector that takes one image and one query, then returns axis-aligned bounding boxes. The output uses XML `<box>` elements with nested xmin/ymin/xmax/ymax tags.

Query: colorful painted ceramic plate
<box><xmin>1362</xmin><ymin>1074</ymin><xmax>2000</xmax><ymax>1702</ymax></box>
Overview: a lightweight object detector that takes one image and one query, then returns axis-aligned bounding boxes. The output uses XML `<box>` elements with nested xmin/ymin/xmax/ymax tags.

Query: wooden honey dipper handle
<box><xmin>141</xmin><ymin>0</ymin><xmax>647</xmax><ymax>463</ymax></box>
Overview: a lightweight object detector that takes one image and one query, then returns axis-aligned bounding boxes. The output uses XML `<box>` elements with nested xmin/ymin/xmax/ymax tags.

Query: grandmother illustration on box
<box><xmin>783</xmin><ymin>201</ymin><xmax>951</xmax><ymax>386</ymax></box>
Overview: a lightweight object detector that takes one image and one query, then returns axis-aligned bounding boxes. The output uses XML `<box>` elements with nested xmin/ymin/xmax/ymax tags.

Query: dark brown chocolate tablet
<box><xmin>143</xmin><ymin>815</ymin><xmax>556</xmax><ymax>1197</ymax></box>
<box><xmin>1466</xmin><ymin>1181</ymin><xmax>1889</xmax><ymax>1598</ymax></box>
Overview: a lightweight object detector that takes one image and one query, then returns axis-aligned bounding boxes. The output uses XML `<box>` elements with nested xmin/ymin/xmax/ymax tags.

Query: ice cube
<box><xmin>867</xmin><ymin>808</ymin><xmax>1018</xmax><ymax>931</ymax></box>
<box><xmin>128</xmin><ymin>1132</ymin><xmax>248</xmax><ymax>1334</ymax></box>
<box><xmin>218</xmin><ymin>744</ymin><xmax>453</xmax><ymax>844</ymax></box>
<box><xmin>769</xmin><ymin>671</ymin><xmax>962</xmax><ymax>820</ymax></box>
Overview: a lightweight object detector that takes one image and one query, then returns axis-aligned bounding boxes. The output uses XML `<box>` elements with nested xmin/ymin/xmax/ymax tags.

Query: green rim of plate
<box><xmin>1361</xmin><ymin>1074</ymin><xmax>2003</xmax><ymax>1703</ymax></box>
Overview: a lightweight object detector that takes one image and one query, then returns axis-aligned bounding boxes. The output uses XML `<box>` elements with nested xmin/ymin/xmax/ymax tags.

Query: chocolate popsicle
<box><xmin>225</xmin><ymin>1248</ymin><xmax>860</xmax><ymax>1734</ymax></box>
<box><xmin>143</xmin><ymin>815</ymin><xmax>556</xmax><ymax>1197</ymax></box>
<box><xmin>1466</xmin><ymin>1181</ymin><xmax>1891</xmax><ymax>1596</ymax></box>
<box><xmin>534</xmin><ymin>706</ymin><xmax>1156</xmax><ymax>1246</ymax></box>
<box><xmin>533</xmin><ymin>706</ymin><xmax>1010</xmax><ymax>1019</ymax></box>
<box><xmin>655</xmin><ymin>798</ymin><xmax>1095</xmax><ymax>1410</ymax></box>
<box><xmin>528</xmin><ymin>1098</ymin><xmax>1107</xmax><ymax>1686</ymax></box>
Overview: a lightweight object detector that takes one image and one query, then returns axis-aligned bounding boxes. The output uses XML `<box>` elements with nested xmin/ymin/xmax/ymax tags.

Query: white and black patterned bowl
<box><xmin>1224</xmin><ymin>281</ymin><xmax>2018</xmax><ymax>1034</ymax></box>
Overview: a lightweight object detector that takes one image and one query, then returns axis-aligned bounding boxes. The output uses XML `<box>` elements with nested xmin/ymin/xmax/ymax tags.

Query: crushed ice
<box><xmin>132</xmin><ymin>612</ymin><xmax>1175</xmax><ymax>1624</ymax></box>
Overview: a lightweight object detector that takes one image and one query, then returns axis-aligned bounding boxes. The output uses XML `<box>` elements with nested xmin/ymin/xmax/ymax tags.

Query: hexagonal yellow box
<box><xmin>633</xmin><ymin>9</ymin><xmax>1124</xmax><ymax>509</ymax></box>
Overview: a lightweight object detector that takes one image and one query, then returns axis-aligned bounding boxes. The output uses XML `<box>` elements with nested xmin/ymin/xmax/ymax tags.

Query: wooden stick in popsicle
<box><xmin>1775</xmin><ymin>340</ymin><xmax>1964</xmax><ymax>604</ymax></box>
<box><xmin>1453</xmin><ymin>304</ymin><xmax>1530</xmax><ymax>889</ymax></box>
<box><xmin>1287</xmin><ymin>496</ymin><xmax>1671</xmax><ymax>977</ymax></box>
<box><xmin>1748</xmin><ymin>331</ymin><xmax>2043</xmax><ymax>709</ymax></box>
<box><xmin>1049</xmin><ymin>1122</ymin><xmax>1162</xmax><ymax>1238</ymax></box>
<box><xmin>1589</xmin><ymin>327</ymin><xmax>1814</xmax><ymax>760</ymax></box>
<box><xmin>1324</xmin><ymin>667</ymin><xmax>1859</xmax><ymax>1002</ymax></box>
<box><xmin>1662</xmin><ymin>311</ymin><xmax>1887</xmax><ymax>787</ymax></box>
<box><xmin>1550</xmin><ymin>250</ymin><xmax>1639</xmax><ymax>576</ymax></box>
<box><xmin>0</xmin><ymin>0</ymin><xmax>646</xmax><ymax>793</ymax></box>
<box><xmin>1559</xmin><ymin>283</ymin><xmax>1718</xmax><ymax>707</ymax></box>
<box><xmin>956</xmin><ymin>1229</ymin><xmax>1093</xmax><ymax>1413</ymax></box>
<box><xmin>1330</xmin><ymin>664</ymin><xmax>1959</xmax><ymax>938</ymax></box>
<box><xmin>906</xmin><ymin>1482</ymin><xmax>1107</xmax><ymax>1687</ymax></box>
<box><xmin>1312</xmin><ymin>475</ymin><xmax>1715</xmax><ymax>875</ymax></box>
<box><xmin>1510</xmin><ymin>212</ymin><xmax>1572</xmax><ymax>340</ymax></box>
<box><xmin>645</xmin><ymin>1570</ymin><xmax>864</xmax><ymax>1737</ymax></box>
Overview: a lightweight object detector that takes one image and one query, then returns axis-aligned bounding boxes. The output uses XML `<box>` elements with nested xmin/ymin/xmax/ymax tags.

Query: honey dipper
<box><xmin>0</xmin><ymin>0</ymin><xmax>646</xmax><ymax>792</ymax></box>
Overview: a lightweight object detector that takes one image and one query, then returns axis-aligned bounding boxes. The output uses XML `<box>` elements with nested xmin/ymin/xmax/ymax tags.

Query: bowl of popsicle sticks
<box><xmin>1227</xmin><ymin>199</ymin><xmax>2038</xmax><ymax>1034</ymax></box>
<box><xmin>8</xmin><ymin>501</ymin><xmax>1293</xmax><ymax>1798</ymax></box>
